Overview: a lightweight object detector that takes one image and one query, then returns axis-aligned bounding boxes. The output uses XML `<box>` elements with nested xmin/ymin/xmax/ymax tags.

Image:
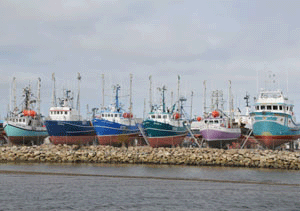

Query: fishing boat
<box><xmin>142</xmin><ymin>85</ymin><xmax>188</xmax><ymax>147</ymax></box>
<box><xmin>250</xmin><ymin>89</ymin><xmax>300</xmax><ymax>149</ymax></box>
<box><xmin>4</xmin><ymin>78</ymin><xmax>48</xmax><ymax>145</ymax></box>
<box><xmin>44</xmin><ymin>73</ymin><xmax>96</xmax><ymax>145</ymax></box>
<box><xmin>194</xmin><ymin>81</ymin><xmax>241</xmax><ymax>148</ymax></box>
<box><xmin>199</xmin><ymin>110</ymin><xmax>241</xmax><ymax>148</ymax></box>
<box><xmin>92</xmin><ymin>84</ymin><xmax>140</xmax><ymax>146</ymax></box>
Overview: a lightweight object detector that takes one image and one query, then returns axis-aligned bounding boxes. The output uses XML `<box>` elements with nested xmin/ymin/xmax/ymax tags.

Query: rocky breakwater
<box><xmin>0</xmin><ymin>145</ymin><xmax>300</xmax><ymax>170</ymax></box>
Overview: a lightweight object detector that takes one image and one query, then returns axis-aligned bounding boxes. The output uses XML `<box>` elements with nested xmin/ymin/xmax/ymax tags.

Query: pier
<box><xmin>0</xmin><ymin>145</ymin><xmax>299</xmax><ymax>170</ymax></box>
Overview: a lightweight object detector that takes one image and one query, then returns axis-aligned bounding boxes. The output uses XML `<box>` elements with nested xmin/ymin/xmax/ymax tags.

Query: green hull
<box><xmin>143</xmin><ymin>119</ymin><xmax>187</xmax><ymax>137</ymax></box>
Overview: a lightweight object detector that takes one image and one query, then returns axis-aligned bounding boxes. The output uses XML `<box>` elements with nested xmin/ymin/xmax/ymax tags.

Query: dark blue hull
<box><xmin>45</xmin><ymin>120</ymin><xmax>96</xmax><ymax>145</ymax></box>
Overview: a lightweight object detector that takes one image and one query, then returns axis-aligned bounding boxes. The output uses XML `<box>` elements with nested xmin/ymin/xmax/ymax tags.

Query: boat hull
<box><xmin>45</xmin><ymin>120</ymin><xmax>96</xmax><ymax>145</ymax></box>
<box><xmin>252</xmin><ymin>120</ymin><xmax>300</xmax><ymax>148</ymax></box>
<box><xmin>92</xmin><ymin>119</ymin><xmax>140</xmax><ymax>146</ymax></box>
<box><xmin>147</xmin><ymin>134</ymin><xmax>187</xmax><ymax>147</ymax></box>
<box><xmin>200</xmin><ymin>127</ymin><xmax>241</xmax><ymax>148</ymax></box>
<box><xmin>96</xmin><ymin>133</ymin><xmax>140</xmax><ymax>146</ymax></box>
<box><xmin>4</xmin><ymin>123</ymin><xmax>48</xmax><ymax>145</ymax></box>
<box><xmin>143</xmin><ymin>120</ymin><xmax>188</xmax><ymax>147</ymax></box>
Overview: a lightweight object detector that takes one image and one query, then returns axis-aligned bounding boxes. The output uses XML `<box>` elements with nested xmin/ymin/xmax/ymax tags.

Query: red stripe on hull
<box><xmin>147</xmin><ymin>135</ymin><xmax>186</xmax><ymax>148</ymax></box>
<box><xmin>254</xmin><ymin>135</ymin><xmax>300</xmax><ymax>149</ymax></box>
<box><xmin>50</xmin><ymin>136</ymin><xmax>96</xmax><ymax>145</ymax></box>
<box><xmin>8</xmin><ymin>136</ymin><xmax>47</xmax><ymax>145</ymax></box>
<box><xmin>97</xmin><ymin>133</ymin><xmax>140</xmax><ymax>147</ymax></box>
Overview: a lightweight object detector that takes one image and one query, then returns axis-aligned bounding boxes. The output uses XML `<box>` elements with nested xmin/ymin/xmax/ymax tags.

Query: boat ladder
<box><xmin>137</xmin><ymin>124</ymin><xmax>150</xmax><ymax>146</ymax></box>
<box><xmin>184</xmin><ymin>123</ymin><xmax>201</xmax><ymax>148</ymax></box>
<box><xmin>240</xmin><ymin>129</ymin><xmax>253</xmax><ymax>149</ymax></box>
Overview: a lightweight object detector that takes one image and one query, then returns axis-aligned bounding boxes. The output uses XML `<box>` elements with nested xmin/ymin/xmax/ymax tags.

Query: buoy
<box><xmin>23</xmin><ymin>110</ymin><xmax>36</xmax><ymax>117</ymax></box>
<box><xmin>212</xmin><ymin>110</ymin><xmax>219</xmax><ymax>118</ymax></box>
<box><xmin>197</xmin><ymin>116</ymin><xmax>202</xmax><ymax>121</ymax></box>
<box><xmin>123</xmin><ymin>113</ymin><xmax>133</xmax><ymax>118</ymax></box>
<box><xmin>174</xmin><ymin>113</ymin><xmax>180</xmax><ymax>120</ymax></box>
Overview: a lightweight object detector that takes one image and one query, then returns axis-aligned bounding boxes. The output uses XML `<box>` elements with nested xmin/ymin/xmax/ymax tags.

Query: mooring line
<box><xmin>0</xmin><ymin>170</ymin><xmax>299</xmax><ymax>187</ymax></box>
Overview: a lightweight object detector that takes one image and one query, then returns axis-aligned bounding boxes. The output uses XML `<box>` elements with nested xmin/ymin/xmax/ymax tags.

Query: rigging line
<box><xmin>0</xmin><ymin>170</ymin><xmax>298</xmax><ymax>187</ymax></box>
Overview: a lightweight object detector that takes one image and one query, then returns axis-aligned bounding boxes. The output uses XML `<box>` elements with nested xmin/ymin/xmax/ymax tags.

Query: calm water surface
<box><xmin>0</xmin><ymin>163</ymin><xmax>299</xmax><ymax>210</ymax></box>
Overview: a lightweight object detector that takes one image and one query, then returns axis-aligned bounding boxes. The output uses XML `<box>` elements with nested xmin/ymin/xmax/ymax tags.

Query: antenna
<box><xmin>37</xmin><ymin>78</ymin><xmax>41</xmax><ymax>116</ymax></box>
<box><xmin>77</xmin><ymin>72</ymin><xmax>81</xmax><ymax>120</ymax></box>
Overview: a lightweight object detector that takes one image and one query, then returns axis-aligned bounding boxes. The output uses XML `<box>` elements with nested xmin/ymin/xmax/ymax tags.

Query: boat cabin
<box><xmin>49</xmin><ymin>107</ymin><xmax>80</xmax><ymax>121</ymax></box>
<box><xmin>254</xmin><ymin>104</ymin><xmax>293</xmax><ymax>113</ymax></box>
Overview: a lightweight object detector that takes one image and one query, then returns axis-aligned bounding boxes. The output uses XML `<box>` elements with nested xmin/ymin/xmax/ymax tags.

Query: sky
<box><xmin>1</xmin><ymin>0</ymin><xmax>300</xmax><ymax>119</ymax></box>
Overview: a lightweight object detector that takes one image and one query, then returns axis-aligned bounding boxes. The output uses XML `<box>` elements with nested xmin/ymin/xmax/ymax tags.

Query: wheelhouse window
<box><xmin>102</xmin><ymin>114</ymin><xmax>104</xmax><ymax>117</ymax></box>
<box><xmin>261</xmin><ymin>105</ymin><xmax>265</xmax><ymax>110</ymax></box>
<box><xmin>115</xmin><ymin>114</ymin><xmax>117</xmax><ymax>117</ymax></box>
<box><xmin>151</xmin><ymin>115</ymin><xmax>155</xmax><ymax>119</ymax></box>
<box><xmin>273</xmin><ymin>105</ymin><xmax>278</xmax><ymax>110</ymax></box>
<box><xmin>214</xmin><ymin>120</ymin><xmax>218</xmax><ymax>123</ymax></box>
<box><xmin>290</xmin><ymin>107</ymin><xmax>293</xmax><ymax>112</ymax></box>
<box><xmin>267</xmin><ymin>105</ymin><xmax>272</xmax><ymax>110</ymax></box>
<box><xmin>287</xmin><ymin>106</ymin><xmax>289</xmax><ymax>111</ymax></box>
<box><xmin>163</xmin><ymin>115</ymin><xmax>167</xmax><ymax>119</ymax></box>
<box><xmin>65</xmin><ymin>111</ymin><xmax>67</xmax><ymax>115</ymax></box>
<box><xmin>204</xmin><ymin>120</ymin><xmax>208</xmax><ymax>123</ymax></box>
<box><xmin>279</xmin><ymin>106</ymin><xmax>283</xmax><ymax>110</ymax></box>
<box><xmin>23</xmin><ymin>119</ymin><xmax>25</xmax><ymax>122</ymax></box>
<box><xmin>256</xmin><ymin>106</ymin><xmax>259</xmax><ymax>110</ymax></box>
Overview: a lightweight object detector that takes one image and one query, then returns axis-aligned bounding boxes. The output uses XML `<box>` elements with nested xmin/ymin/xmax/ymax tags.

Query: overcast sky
<box><xmin>1</xmin><ymin>0</ymin><xmax>300</xmax><ymax>119</ymax></box>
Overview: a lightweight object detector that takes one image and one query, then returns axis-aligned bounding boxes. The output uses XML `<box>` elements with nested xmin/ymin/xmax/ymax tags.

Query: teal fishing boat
<box><xmin>4</xmin><ymin>78</ymin><xmax>48</xmax><ymax>145</ymax></box>
<box><xmin>143</xmin><ymin>85</ymin><xmax>188</xmax><ymax>147</ymax></box>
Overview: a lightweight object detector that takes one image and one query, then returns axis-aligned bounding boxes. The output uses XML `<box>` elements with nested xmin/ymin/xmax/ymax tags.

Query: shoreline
<box><xmin>0</xmin><ymin>145</ymin><xmax>299</xmax><ymax>170</ymax></box>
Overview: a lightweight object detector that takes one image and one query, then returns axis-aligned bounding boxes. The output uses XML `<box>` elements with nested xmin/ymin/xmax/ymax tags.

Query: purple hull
<box><xmin>201</xmin><ymin>128</ymin><xmax>241</xmax><ymax>148</ymax></box>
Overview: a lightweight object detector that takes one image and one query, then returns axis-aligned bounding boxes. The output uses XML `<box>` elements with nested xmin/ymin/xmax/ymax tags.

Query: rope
<box><xmin>0</xmin><ymin>170</ymin><xmax>298</xmax><ymax>187</ymax></box>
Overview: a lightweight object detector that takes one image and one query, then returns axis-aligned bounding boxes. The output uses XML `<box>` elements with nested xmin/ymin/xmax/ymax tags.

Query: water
<box><xmin>0</xmin><ymin>163</ymin><xmax>299</xmax><ymax>210</ymax></box>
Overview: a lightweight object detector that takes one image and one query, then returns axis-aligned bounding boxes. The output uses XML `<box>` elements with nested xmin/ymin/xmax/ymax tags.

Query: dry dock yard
<box><xmin>0</xmin><ymin>145</ymin><xmax>300</xmax><ymax>170</ymax></box>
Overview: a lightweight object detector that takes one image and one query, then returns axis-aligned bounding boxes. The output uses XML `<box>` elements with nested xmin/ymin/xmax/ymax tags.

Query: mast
<box><xmin>171</xmin><ymin>91</ymin><xmax>173</xmax><ymax>107</ymax></box>
<box><xmin>177</xmin><ymin>75</ymin><xmax>180</xmax><ymax>113</ymax></box>
<box><xmin>115</xmin><ymin>84</ymin><xmax>120</xmax><ymax>110</ymax></box>
<box><xmin>129</xmin><ymin>73</ymin><xmax>133</xmax><ymax>114</ymax></box>
<box><xmin>203</xmin><ymin>80</ymin><xmax>206</xmax><ymax>115</ymax></box>
<box><xmin>228</xmin><ymin>80</ymin><xmax>232</xmax><ymax>127</ymax></box>
<box><xmin>77</xmin><ymin>73</ymin><xmax>81</xmax><ymax>120</ymax></box>
<box><xmin>37</xmin><ymin>78</ymin><xmax>41</xmax><ymax>116</ymax></box>
<box><xmin>13</xmin><ymin>77</ymin><xmax>16</xmax><ymax>112</ymax></box>
<box><xmin>102</xmin><ymin>74</ymin><xmax>105</xmax><ymax>109</ymax></box>
<box><xmin>143</xmin><ymin>98</ymin><xmax>146</xmax><ymax>119</ymax></box>
<box><xmin>52</xmin><ymin>73</ymin><xmax>57</xmax><ymax>107</ymax></box>
<box><xmin>190</xmin><ymin>91</ymin><xmax>194</xmax><ymax>119</ymax></box>
<box><xmin>162</xmin><ymin>86</ymin><xmax>166</xmax><ymax>112</ymax></box>
<box><xmin>149</xmin><ymin>75</ymin><xmax>152</xmax><ymax>112</ymax></box>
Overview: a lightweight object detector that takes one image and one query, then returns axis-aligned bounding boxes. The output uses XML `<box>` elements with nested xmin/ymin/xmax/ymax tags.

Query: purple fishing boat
<box><xmin>199</xmin><ymin>110</ymin><xmax>241</xmax><ymax>148</ymax></box>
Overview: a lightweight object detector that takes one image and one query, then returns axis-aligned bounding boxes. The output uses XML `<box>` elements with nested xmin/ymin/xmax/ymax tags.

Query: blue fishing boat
<box><xmin>250</xmin><ymin>89</ymin><xmax>300</xmax><ymax>149</ymax></box>
<box><xmin>92</xmin><ymin>85</ymin><xmax>139</xmax><ymax>146</ymax></box>
<box><xmin>45</xmin><ymin>89</ymin><xmax>96</xmax><ymax>145</ymax></box>
<box><xmin>4</xmin><ymin>79</ymin><xmax>48</xmax><ymax>145</ymax></box>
